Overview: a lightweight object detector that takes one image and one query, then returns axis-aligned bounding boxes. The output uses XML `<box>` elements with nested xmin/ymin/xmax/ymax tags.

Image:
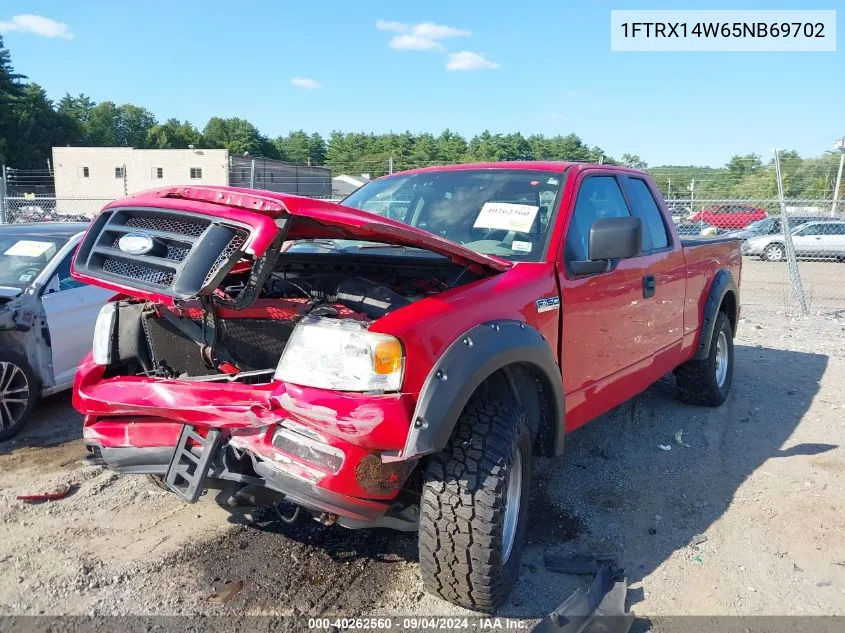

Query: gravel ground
<box><xmin>1</xmin><ymin>258</ymin><xmax>844</xmax><ymax>624</ymax></box>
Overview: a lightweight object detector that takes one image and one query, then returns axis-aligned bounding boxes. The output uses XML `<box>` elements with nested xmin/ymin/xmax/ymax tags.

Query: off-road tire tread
<box><xmin>675</xmin><ymin>311</ymin><xmax>733</xmax><ymax>406</ymax></box>
<box><xmin>418</xmin><ymin>400</ymin><xmax>528</xmax><ymax>612</ymax></box>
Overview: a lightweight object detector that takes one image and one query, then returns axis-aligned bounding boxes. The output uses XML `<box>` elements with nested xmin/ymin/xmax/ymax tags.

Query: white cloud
<box><xmin>290</xmin><ymin>77</ymin><xmax>322</xmax><ymax>90</ymax></box>
<box><xmin>0</xmin><ymin>14</ymin><xmax>73</xmax><ymax>39</ymax></box>
<box><xmin>376</xmin><ymin>19</ymin><xmax>408</xmax><ymax>33</ymax></box>
<box><xmin>413</xmin><ymin>22</ymin><xmax>470</xmax><ymax>39</ymax></box>
<box><xmin>445</xmin><ymin>51</ymin><xmax>501</xmax><ymax>71</ymax></box>
<box><xmin>378</xmin><ymin>19</ymin><xmax>470</xmax><ymax>52</ymax></box>
<box><xmin>390</xmin><ymin>34</ymin><xmax>444</xmax><ymax>51</ymax></box>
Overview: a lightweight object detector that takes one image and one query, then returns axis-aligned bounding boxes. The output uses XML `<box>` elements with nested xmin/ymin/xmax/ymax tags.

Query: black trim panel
<box><xmin>402</xmin><ymin>320</ymin><xmax>565</xmax><ymax>459</ymax></box>
<box><xmin>694</xmin><ymin>268</ymin><xmax>739</xmax><ymax>360</ymax></box>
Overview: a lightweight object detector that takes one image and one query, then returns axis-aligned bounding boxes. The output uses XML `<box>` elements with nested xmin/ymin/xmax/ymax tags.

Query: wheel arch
<box><xmin>693</xmin><ymin>268</ymin><xmax>739</xmax><ymax>361</ymax></box>
<box><xmin>401</xmin><ymin>320</ymin><xmax>565</xmax><ymax>460</ymax></box>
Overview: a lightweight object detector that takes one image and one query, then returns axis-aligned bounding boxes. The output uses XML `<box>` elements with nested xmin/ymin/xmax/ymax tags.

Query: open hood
<box><xmin>72</xmin><ymin>186</ymin><xmax>511</xmax><ymax>304</ymax></box>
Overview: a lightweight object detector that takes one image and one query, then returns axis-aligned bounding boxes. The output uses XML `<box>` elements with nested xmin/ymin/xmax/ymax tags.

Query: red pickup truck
<box><xmin>688</xmin><ymin>203</ymin><xmax>767</xmax><ymax>229</ymax></box>
<box><xmin>72</xmin><ymin>162</ymin><xmax>741</xmax><ymax>611</ymax></box>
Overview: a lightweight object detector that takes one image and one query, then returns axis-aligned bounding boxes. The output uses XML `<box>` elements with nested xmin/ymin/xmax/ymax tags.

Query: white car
<box><xmin>0</xmin><ymin>223</ymin><xmax>113</xmax><ymax>440</ymax></box>
<box><xmin>744</xmin><ymin>220</ymin><xmax>845</xmax><ymax>262</ymax></box>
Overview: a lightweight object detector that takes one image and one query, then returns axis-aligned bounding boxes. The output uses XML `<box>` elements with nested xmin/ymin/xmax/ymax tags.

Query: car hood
<box><xmin>0</xmin><ymin>286</ymin><xmax>22</xmax><ymax>300</ymax></box>
<box><xmin>72</xmin><ymin>186</ymin><xmax>511</xmax><ymax>304</ymax></box>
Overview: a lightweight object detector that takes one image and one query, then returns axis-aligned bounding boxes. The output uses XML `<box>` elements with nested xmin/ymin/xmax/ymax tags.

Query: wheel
<box><xmin>418</xmin><ymin>400</ymin><xmax>532</xmax><ymax>612</ymax></box>
<box><xmin>763</xmin><ymin>243</ymin><xmax>785</xmax><ymax>262</ymax></box>
<box><xmin>0</xmin><ymin>350</ymin><xmax>39</xmax><ymax>441</ymax></box>
<box><xmin>675</xmin><ymin>311</ymin><xmax>734</xmax><ymax>407</ymax></box>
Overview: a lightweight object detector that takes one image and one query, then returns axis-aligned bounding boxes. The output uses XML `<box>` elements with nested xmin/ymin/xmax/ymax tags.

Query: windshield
<box><xmin>0</xmin><ymin>234</ymin><xmax>67</xmax><ymax>289</ymax></box>
<box><xmin>322</xmin><ymin>169</ymin><xmax>566</xmax><ymax>262</ymax></box>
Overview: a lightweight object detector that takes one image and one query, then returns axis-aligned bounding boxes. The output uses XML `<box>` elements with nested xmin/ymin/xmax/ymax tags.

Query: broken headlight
<box><xmin>274</xmin><ymin>316</ymin><xmax>404</xmax><ymax>392</ymax></box>
<box><xmin>92</xmin><ymin>303</ymin><xmax>116</xmax><ymax>365</ymax></box>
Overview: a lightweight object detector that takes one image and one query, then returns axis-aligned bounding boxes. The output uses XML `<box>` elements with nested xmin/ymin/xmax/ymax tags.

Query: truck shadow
<box><xmin>191</xmin><ymin>343</ymin><xmax>830</xmax><ymax>618</ymax></box>
<box><xmin>502</xmin><ymin>343</ymin><xmax>831</xmax><ymax>618</ymax></box>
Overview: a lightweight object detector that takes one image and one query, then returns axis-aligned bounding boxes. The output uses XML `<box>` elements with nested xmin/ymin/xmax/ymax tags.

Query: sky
<box><xmin>1</xmin><ymin>0</ymin><xmax>842</xmax><ymax>167</ymax></box>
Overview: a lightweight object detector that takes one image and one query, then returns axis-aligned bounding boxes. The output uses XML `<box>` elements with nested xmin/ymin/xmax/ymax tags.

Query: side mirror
<box><xmin>570</xmin><ymin>216</ymin><xmax>643</xmax><ymax>276</ymax></box>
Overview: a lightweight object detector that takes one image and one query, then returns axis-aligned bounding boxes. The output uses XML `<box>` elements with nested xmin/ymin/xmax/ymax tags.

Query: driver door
<box><xmin>40</xmin><ymin>250</ymin><xmax>113</xmax><ymax>387</ymax></box>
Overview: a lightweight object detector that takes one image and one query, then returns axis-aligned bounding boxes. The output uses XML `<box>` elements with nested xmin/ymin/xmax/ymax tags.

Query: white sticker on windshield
<box><xmin>4</xmin><ymin>240</ymin><xmax>55</xmax><ymax>258</ymax></box>
<box><xmin>512</xmin><ymin>240</ymin><xmax>533</xmax><ymax>253</ymax></box>
<box><xmin>474</xmin><ymin>203</ymin><xmax>539</xmax><ymax>233</ymax></box>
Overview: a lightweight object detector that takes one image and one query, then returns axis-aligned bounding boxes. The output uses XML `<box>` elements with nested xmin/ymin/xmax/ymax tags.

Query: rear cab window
<box><xmin>622</xmin><ymin>177</ymin><xmax>671</xmax><ymax>251</ymax></box>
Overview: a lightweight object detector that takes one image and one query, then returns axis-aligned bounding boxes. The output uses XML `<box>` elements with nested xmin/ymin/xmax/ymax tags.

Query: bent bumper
<box><xmin>84</xmin><ymin>440</ymin><xmax>392</xmax><ymax>523</ymax></box>
<box><xmin>75</xmin><ymin>356</ymin><xmax>418</xmax><ymax>522</ymax></box>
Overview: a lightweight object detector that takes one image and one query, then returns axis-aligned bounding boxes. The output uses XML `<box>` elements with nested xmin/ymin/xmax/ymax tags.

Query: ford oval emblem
<box><xmin>117</xmin><ymin>232</ymin><xmax>154</xmax><ymax>256</ymax></box>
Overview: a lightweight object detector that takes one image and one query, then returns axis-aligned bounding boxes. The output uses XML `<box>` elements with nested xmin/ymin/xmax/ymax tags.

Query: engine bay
<box><xmin>106</xmin><ymin>252</ymin><xmax>478</xmax><ymax>382</ymax></box>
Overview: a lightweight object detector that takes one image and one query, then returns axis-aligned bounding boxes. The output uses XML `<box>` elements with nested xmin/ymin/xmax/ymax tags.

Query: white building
<box><xmin>51</xmin><ymin>147</ymin><xmax>333</xmax><ymax>215</ymax></box>
<box><xmin>52</xmin><ymin>147</ymin><xmax>229</xmax><ymax>213</ymax></box>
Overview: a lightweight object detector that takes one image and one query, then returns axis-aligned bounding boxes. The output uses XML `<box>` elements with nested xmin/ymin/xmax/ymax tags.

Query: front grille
<box><xmin>204</xmin><ymin>231</ymin><xmax>248</xmax><ymax>286</ymax></box>
<box><xmin>102</xmin><ymin>258</ymin><xmax>176</xmax><ymax>286</ymax></box>
<box><xmin>125</xmin><ymin>216</ymin><xmax>208</xmax><ymax>237</ymax></box>
<box><xmin>74</xmin><ymin>207</ymin><xmax>251</xmax><ymax>299</ymax></box>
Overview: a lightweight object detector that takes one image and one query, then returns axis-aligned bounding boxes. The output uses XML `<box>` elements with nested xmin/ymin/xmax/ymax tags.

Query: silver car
<box><xmin>744</xmin><ymin>220</ymin><xmax>845</xmax><ymax>262</ymax></box>
<box><xmin>0</xmin><ymin>223</ymin><xmax>112</xmax><ymax>440</ymax></box>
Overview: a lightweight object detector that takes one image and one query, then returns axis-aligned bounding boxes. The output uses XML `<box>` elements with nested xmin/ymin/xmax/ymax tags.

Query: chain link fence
<box><xmin>1</xmin><ymin>151</ymin><xmax>844</xmax><ymax>313</ymax></box>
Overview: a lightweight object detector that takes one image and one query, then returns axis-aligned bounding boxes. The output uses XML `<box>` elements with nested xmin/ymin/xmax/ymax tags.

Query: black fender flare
<box><xmin>693</xmin><ymin>268</ymin><xmax>739</xmax><ymax>360</ymax></box>
<box><xmin>400</xmin><ymin>320</ymin><xmax>565</xmax><ymax>460</ymax></box>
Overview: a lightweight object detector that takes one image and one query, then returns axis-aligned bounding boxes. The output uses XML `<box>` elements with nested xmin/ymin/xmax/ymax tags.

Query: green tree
<box><xmin>202</xmin><ymin>117</ymin><xmax>264</xmax><ymax>155</ymax></box>
<box><xmin>115</xmin><ymin>104</ymin><xmax>157</xmax><ymax>147</ymax></box>
<box><xmin>146</xmin><ymin>118</ymin><xmax>202</xmax><ymax>149</ymax></box>
<box><xmin>8</xmin><ymin>84</ymin><xmax>79</xmax><ymax>167</ymax></box>
<box><xmin>308</xmin><ymin>132</ymin><xmax>327</xmax><ymax>165</ymax></box>
<box><xmin>0</xmin><ymin>36</ymin><xmax>25</xmax><ymax>164</ymax></box>
<box><xmin>620</xmin><ymin>153</ymin><xmax>648</xmax><ymax>169</ymax></box>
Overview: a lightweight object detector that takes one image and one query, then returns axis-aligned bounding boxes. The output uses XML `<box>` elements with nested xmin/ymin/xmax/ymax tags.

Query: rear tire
<box><xmin>0</xmin><ymin>350</ymin><xmax>39</xmax><ymax>442</ymax></box>
<box><xmin>763</xmin><ymin>243</ymin><xmax>785</xmax><ymax>262</ymax></box>
<box><xmin>675</xmin><ymin>311</ymin><xmax>734</xmax><ymax>407</ymax></box>
<box><xmin>419</xmin><ymin>400</ymin><xmax>532</xmax><ymax>612</ymax></box>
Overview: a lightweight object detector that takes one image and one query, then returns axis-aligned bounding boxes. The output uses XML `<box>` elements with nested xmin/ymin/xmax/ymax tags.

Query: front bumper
<box><xmin>84</xmin><ymin>442</ymin><xmax>392</xmax><ymax>522</ymax></box>
<box><xmin>75</xmin><ymin>356</ymin><xmax>418</xmax><ymax>523</ymax></box>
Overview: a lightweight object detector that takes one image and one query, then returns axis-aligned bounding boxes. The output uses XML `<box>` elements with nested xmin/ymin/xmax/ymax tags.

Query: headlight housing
<box><xmin>275</xmin><ymin>316</ymin><xmax>404</xmax><ymax>392</ymax></box>
<box><xmin>92</xmin><ymin>303</ymin><xmax>116</xmax><ymax>365</ymax></box>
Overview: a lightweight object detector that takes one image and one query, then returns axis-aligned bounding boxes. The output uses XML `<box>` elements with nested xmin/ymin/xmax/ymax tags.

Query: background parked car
<box><xmin>744</xmin><ymin>220</ymin><xmax>845</xmax><ymax>262</ymax></box>
<box><xmin>689</xmin><ymin>203</ymin><xmax>767</xmax><ymax>229</ymax></box>
<box><xmin>0</xmin><ymin>223</ymin><xmax>112</xmax><ymax>440</ymax></box>
<box><xmin>723</xmin><ymin>216</ymin><xmax>835</xmax><ymax>253</ymax></box>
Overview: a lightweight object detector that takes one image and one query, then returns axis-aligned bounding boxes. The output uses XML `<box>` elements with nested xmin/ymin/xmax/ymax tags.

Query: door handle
<box><xmin>643</xmin><ymin>274</ymin><xmax>656</xmax><ymax>299</ymax></box>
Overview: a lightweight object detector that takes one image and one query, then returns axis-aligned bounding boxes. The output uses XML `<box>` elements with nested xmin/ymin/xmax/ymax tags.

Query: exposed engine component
<box><xmin>334</xmin><ymin>277</ymin><xmax>411</xmax><ymax>319</ymax></box>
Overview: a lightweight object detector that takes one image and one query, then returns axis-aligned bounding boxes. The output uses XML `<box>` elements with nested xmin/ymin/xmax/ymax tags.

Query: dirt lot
<box><xmin>1</xmin><ymin>258</ymin><xmax>844</xmax><ymax>624</ymax></box>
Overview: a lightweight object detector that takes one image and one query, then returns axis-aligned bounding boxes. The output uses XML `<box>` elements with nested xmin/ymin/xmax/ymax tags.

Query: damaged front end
<box><xmin>72</xmin><ymin>186</ymin><xmax>505</xmax><ymax>528</ymax></box>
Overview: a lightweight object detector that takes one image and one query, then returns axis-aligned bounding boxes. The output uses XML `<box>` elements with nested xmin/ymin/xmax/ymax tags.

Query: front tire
<box><xmin>0</xmin><ymin>350</ymin><xmax>39</xmax><ymax>441</ymax></box>
<box><xmin>419</xmin><ymin>400</ymin><xmax>532</xmax><ymax>612</ymax></box>
<box><xmin>675</xmin><ymin>311</ymin><xmax>734</xmax><ymax>406</ymax></box>
<box><xmin>763</xmin><ymin>243</ymin><xmax>785</xmax><ymax>262</ymax></box>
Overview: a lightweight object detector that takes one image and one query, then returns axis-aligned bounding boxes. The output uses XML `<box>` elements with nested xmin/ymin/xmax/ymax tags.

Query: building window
<box><xmin>190</xmin><ymin>168</ymin><xmax>202</xmax><ymax>179</ymax></box>
<box><xmin>115</xmin><ymin>166</ymin><xmax>125</xmax><ymax>179</ymax></box>
<box><xmin>80</xmin><ymin>167</ymin><xmax>90</xmax><ymax>178</ymax></box>
<box><xmin>155</xmin><ymin>167</ymin><xmax>163</xmax><ymax>179</ymax></box>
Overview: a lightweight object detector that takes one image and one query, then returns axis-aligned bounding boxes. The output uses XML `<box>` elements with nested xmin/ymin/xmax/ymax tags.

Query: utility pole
<box><xmin>667</xmin><ymin>177</ymin><xmax>672</xmax><ymax>199</ymax></box>
<box><xmin>0</xmin><ymin>165</ymin><xmax>7</xmax><ymax>224</ymax></box>
<box><xmin>775</xmin><ymin>149</ymin><xmax>808</xmax><ymax>315</ymax></box>
<box><xmin>249</xmin><ymin>158</ymin><xmax>256</xmax><ymax>189</ymax></box>
<box><xmin>688</xmin><ymin>178</ymin><xmax>696</xmax><ymax>220</ymax></box>
<box><xmin>832</xmin><ymin>137</ymin><xmax>845</xmax><ymax>217</ymax></box>
<box><xmin>388</xmin><ymin>156</ymin><xmax>394</xmax><ymax>175</ymax></box>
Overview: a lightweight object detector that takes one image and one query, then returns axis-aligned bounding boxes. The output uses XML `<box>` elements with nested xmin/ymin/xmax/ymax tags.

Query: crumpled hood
<box><xmin>71</xmin><ymin>186</ymin><xmax>511</xmax><ymax>303</ymax></box>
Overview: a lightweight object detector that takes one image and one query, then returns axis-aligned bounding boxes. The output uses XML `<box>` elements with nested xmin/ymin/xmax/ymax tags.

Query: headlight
<box><xmin>92</xmin><ymin>303</ymin><xmax>116</xmax><ymax>365</ymax></box>
<box><xmin>275</xmin><ymin>316</ymin><xmax>404</xmax><ymax>392</ymax></box>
